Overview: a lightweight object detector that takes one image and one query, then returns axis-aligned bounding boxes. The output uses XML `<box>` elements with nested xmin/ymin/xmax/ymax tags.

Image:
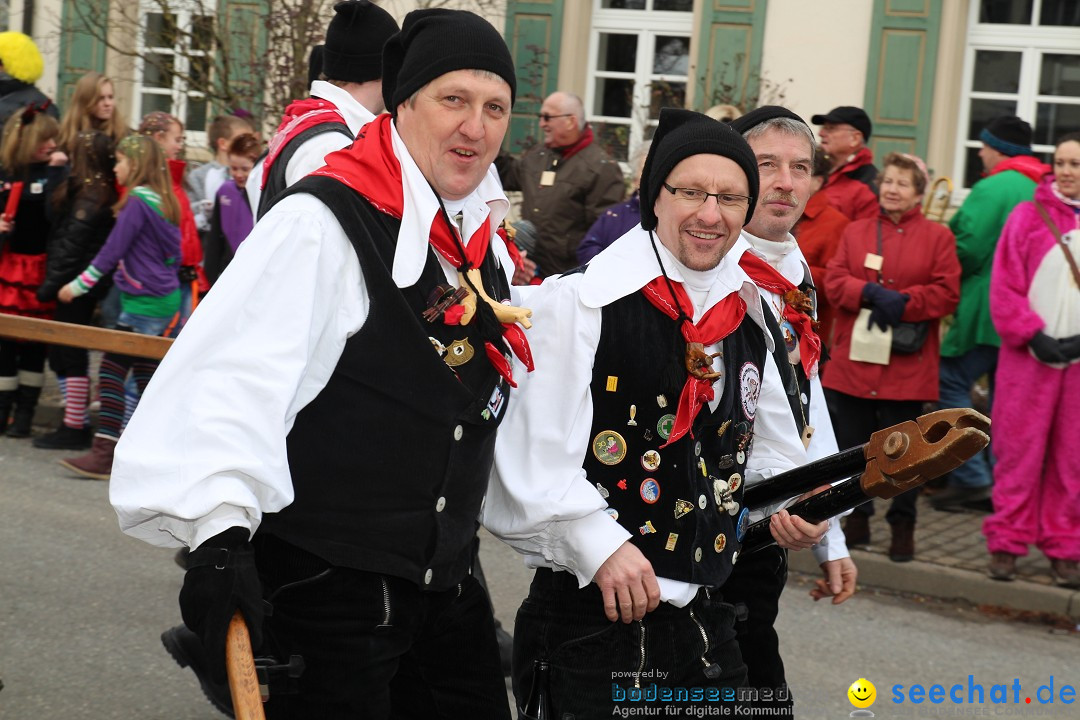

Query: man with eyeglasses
<box><xmin>811</xmin><ymin>105</ymin><xmax>879</xmax><ymax>221</ymax></box>
<box><xmin>483</xmin><ymin>108</ymin><xmax>825</xmax><ymax>714</ymax></box>
<box><xmin>495</xmin><ymin>91</ymin><xmax>625</xmax><ymax>278</ymax></box>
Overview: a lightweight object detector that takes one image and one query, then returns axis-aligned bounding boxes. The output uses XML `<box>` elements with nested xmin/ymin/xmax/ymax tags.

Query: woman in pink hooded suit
<box><xmin>984</xmin><ymin>131</ymin><xmax>1080</xmax><ymax>588</ymax></box>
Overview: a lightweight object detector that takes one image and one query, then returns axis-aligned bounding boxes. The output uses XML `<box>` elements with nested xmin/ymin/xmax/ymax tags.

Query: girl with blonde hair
<box><xmin>57</xmin><ymin>71</ymin><xmax>128</xmax><ymax>152</ymax></box>
<box><xmin>56</xmin><ymin>133</ymin><xmax>181</xmax><ymax>478</ymax></box>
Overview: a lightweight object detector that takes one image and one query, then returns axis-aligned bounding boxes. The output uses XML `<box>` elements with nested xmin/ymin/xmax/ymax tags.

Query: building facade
<box><xmin>6</xmin><ymin>0</ymin><xmax>1079</xmax><ymax>198</ymax></box>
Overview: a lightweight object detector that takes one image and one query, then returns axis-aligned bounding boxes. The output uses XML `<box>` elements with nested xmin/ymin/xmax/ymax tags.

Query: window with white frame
<box><xmin>955</xmin><ymin>1</ymin><xmax>1080</xmax><ymax>191</ymax></box>
<box><xmin>136</xmin><ymin>1</ymin><xmax>214</xmax><ymax>143</ymax></box>
<box><xmin>586</xmin><ymin>0</ymin><xmax>693</xmax><ymax>164</ymax></box>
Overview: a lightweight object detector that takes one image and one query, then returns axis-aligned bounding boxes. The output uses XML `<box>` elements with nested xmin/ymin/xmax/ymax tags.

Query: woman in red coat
<box><xmin>823</xmin><ymin>152</ymin><xmax>961</xmax><ymax>561</ymax></box>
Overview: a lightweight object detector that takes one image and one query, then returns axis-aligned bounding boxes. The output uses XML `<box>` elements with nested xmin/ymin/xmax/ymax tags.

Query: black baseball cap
<box><xmin>811</xmin><ymin>106</ymin><xmax>872</xmax><ymax>141</ymax></box>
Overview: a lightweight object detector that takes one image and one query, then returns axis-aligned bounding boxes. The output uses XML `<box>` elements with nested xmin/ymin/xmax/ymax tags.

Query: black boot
<box><xmin>33</xmin><ymin>423</ymin><xmax>93</xmax><ymax>450</ymax></box>
<box><xmin>0</xmin><ymin>389</ymin><xmax>14</xmax><ymax>435</ymax></box>
<box><xmin>6</xmin><ymin>385</ymin><xmax>42</xmax><ymax>438</ymax></box>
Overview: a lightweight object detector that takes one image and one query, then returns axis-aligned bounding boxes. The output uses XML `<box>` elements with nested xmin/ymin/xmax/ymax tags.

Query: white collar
<box><xmin>740</xmin><ymin>230</ymin><xmax>810</xmax><ymax>287</ymax></box>
<box><xmin>388</xmin><ymin>121</ymin><xmax>510</xmax><ymax>288</ymax></box>
<box><xmin>579</xmin><ymin>225</ymin><xmax>772</xmax><ymax>349</ymax></box>
<box><xmin>310</xmin><ymin>80</ymin><xmax>377</xmax><ymax>135</ymax></box>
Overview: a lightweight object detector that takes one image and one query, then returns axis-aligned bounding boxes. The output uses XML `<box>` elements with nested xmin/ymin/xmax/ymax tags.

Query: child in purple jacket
<box><xmin>56</xmin><ymin>134</ymin><xmax>181</xmax><ymax>479</ymax></box>
<box><xmin>203</xmin><ymin>132</ymin><xmax>258</xmax><ymax>284</ymax></box>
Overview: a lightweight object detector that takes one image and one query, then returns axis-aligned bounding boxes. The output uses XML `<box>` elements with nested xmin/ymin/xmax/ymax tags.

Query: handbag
<box><xmin>875</xmin><ymin>220</ymin><xmax>929</xmax><ymax>354</ymax></box>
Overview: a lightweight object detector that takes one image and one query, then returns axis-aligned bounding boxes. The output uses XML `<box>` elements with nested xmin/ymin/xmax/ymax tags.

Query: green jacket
<box><xmin>941</xmin><ymin>156</ymin><xmax>1048</xmax><ymax>356</ymax></box>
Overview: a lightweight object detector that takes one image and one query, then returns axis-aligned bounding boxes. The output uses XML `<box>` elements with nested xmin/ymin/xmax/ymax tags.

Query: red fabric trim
<box><xmin>738</xmin><ymin>253</ymin><xmax>821</xmax><ymax>378</ymax></box>
<box><xmin>642</xmin><ymin>278</ymin><xmax>746</xmax><ymax>447</ymax></box>
<box><xmin>260</xmin><ymin>97</ymin><xmax>348</xmax><ymax>189</ymax></box>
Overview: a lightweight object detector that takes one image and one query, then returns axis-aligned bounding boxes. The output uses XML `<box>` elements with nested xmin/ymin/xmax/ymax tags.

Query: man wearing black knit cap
<box><xmin>112</xmin><ymin>9</ymin><xmax>527</xmax><ymax>718</ymax></box>
<box><xmin>247</xmin><ymin>0</ymin><xmax>399</xmax><ymax>216</ymax></box>
<box><xmin>723</xmin><ymin>105</ymin><xmax>857</xmax><ymax>716</ymax></box>
<box><xmin>483</xmin><ymin>108</ymin><xmax>824</xmax><ymax>714</ymax></box>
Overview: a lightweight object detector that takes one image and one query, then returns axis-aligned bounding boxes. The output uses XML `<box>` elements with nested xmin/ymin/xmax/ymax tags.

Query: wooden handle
<box><xmin>226</xmin><ymin>611</ymin><xmax>266</xmax><ymax>720</ymax></box>
<box><xmin>0</xmin><ymin>314</ymin><xmax>173</xmax><ymax>359</ymax></box>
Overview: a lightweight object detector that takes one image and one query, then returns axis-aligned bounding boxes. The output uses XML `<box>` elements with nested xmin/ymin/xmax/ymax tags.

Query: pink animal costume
<box><xmin>984</xmin><ymin>178</ymin><xmax>1080</xmax><ymax>561</ymax></box>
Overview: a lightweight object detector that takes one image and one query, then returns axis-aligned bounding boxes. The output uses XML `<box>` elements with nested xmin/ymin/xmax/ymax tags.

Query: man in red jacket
<box><xmin>811</xmin><ymin>106</ymin><xmax>879</xmax><ymax>221</ymax></box>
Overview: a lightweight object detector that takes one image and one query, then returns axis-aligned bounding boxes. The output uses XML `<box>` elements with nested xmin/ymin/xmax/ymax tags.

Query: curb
<box><xmin>789</xmin><ymin>546</ymin><xmax>1080</xmax><ymax>620</ymax></box>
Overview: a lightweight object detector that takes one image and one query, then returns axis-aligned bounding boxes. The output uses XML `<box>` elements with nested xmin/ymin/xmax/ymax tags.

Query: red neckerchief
<box><xmin>738</xmin><ymin>253</ymin><xmax>821</xmax><ymax>378</ymax></box>
<box><xmin>556</xmin><ymin>126</ymin><xmax>594</xmax><ymax>162</ymax></box>
<box><xmin>260</xmin><ymin>97</ymin><xmax>347</xmax><ymax>189</ymax></box>
<box><xmin>311</xmin><ymin>114</ymin><xmax>533</xmax><ymax>385</ymax></box>
<box><xmin>642</xmin><ymin>278</ymin><xmax>746</xmax><ymax>447</ymax></box>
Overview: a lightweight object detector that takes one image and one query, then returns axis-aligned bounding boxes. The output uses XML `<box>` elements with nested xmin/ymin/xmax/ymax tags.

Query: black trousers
<box><xmin>825</xmin><ymin>389</ymin><xmax>924</xmax><ymax>524</ymax></box>
<box><xmin>723</xmin><ymin>545</ymin><xmax>793</xmax><ymax>715</ymax></box>
<box><xmin>513</xmin><ymin>568</ymin><xmax>747</xmax><ymax>718</ymax></box>
<box><xmin>48</xmin><ymin>294</ymin><xmax>98</xmax><ymax>377</ymax></box>
<box><xmin>254</xmin><ymin>535</ymin><xmax>510</xmax><ymax>720</ymax></box>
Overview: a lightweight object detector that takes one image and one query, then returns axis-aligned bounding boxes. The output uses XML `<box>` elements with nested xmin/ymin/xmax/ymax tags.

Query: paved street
<box><xmin>2</xmin><ymin>433</ymin><xmax>1077</xmax><ymax>719</ymax></box>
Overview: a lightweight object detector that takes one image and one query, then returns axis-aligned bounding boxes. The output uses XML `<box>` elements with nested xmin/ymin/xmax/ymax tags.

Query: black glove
<box><xmin>862</xmin><ymin>283</ymin><xmax>909</xmax><ymax>331</ymax></box>
<box><xmin>179</xmin><ymin>527</ymin><xmax>266</xmax><ymax>683</ymax></box>
<box><xmin>1029</xmin><ymin>331</ymin><xmax>1069</xmax><ymax>364</ymax></box>
<box><xmin>1058</xmin><ymin>334</ymin><xmax>1080</xmax><ymax>362</ymax></box>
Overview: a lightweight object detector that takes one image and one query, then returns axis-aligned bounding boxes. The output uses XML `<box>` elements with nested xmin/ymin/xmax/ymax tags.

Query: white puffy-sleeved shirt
<box><xmin>481</xmin><ymin>226</ymin><xmax>809</xmax><ymax>607</ymax></box>
<box><xmin>739</xmin><ymin>230</ymin><xmax>850</xmax><ymax>565</ymax></box>
<box><xmin>245</xmin><ymin>80</ymin><xmax>377</xmax><ymax>213</ymax></box>
<box><xmin>110</xmin><ymin>122</ymin><xmax>516</xmax><ymax>551</ymax></box>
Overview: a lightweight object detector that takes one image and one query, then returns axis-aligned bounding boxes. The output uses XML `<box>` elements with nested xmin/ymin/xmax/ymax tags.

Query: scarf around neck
<box><xmin>311</xmin><ymin>113</ymin><xmax>533</xmax><ymax>385</ymax></box>
<box><xmin>641</xmin><ymin>236</ymin><xmax>747</xmax><ymax>447</ymax></box>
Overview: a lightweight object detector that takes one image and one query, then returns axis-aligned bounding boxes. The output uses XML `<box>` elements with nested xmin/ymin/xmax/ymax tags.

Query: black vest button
<box><xmin>436</xmin><ymin>497</ymin><xmax>446</xmax><ymax>512</ymax></box>
<box><xmin>453</xmin><ymin>425</ymin><xmax>463</xmax><ymax>441</ymax></box>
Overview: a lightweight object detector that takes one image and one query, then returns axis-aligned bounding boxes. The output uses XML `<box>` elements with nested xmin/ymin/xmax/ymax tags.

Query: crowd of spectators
<box><xmin>0</xmin><ymin>29</ymin><xmax>1076</xmax><ymax>590</ymax></box>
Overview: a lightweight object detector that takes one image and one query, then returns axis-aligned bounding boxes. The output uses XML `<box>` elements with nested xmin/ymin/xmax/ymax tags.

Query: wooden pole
<box><xmin>226</xmin><ymin>611</ymin><xmax>266</xmax><ymax>720</ymax></box>
<box><xmin>0</xmin><ymin>314</ymin><xmax>173</xmax><ymax>360</ymax></box>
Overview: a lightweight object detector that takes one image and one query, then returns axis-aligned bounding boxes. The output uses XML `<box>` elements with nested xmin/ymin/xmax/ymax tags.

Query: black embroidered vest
<box><xmin>258</xmin><ymin>176</ymin><xmax>513</xmax><ymax>591</ymax></box>
<box><xmin>583</xmin><ymin>290</ymin><xmax>768</xmax><ymax>587</ymax></box>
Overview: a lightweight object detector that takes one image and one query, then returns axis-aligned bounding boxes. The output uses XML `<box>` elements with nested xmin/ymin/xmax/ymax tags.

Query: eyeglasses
<box><xmin>538</xmin><ymin>113</ymin><xmax>574</xmax><ymax>123</ymax></box>
<box><xmin>663</xmin><ymin>183</ymin><xmax>752</xmax><ymax>209</ymax></box>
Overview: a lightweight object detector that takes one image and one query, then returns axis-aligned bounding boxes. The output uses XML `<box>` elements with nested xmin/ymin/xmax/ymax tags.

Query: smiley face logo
<box><xmin>847</xmin><ymin>678</ymin><xmax>876</xmax><ymax>709</ymax></box>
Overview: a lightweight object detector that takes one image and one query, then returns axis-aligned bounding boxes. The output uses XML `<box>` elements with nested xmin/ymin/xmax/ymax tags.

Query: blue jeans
<box><xmin>117</xmin><ymin>311</ymin><xmax>172</xmax><ymax>337</ymax></box>
<box><xmin>938</xmin><ymin>345</ymin><xmax>998</xmax><ymax>489</ymax></box>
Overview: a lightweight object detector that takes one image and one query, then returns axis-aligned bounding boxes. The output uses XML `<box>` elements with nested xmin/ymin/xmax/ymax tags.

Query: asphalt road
<box><xmin>2</xmin><ymin>433</ymin><xmax>1077</xmax><ymax>719</ymax></box>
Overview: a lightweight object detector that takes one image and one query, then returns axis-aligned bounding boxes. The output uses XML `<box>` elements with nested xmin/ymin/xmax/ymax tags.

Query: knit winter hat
<box><xmin>640</xmin><ymin>108</ymin><xmax>759</xmax><ymax>230</ymax></box>
<box><xmin>0</xmin><ymin>32</ymin><xmax>44</xmax><ymax>84</ymax></box>
<box><xmin>729</xmin><ymin>105</ymin><xmax>808</xmax><ymax>135</ymax></box>
<box><xmin>322</xmin><ymin>1</ymin><xmax>399</xmax><ymax>84</ymax></box>
<box><xmin>980</xmin><ymin>115</ymin><xmax>1033</xmax><ymax>157</ymax></box>
<box><xmin>382</xmin><ymin>9</ymin><xmax>516</xmax><ymax>114</ymax></box>
<box><xmin>307</xmin><ymin>45</ymin><xmax>324</xmax><ymax>86</ymax></box>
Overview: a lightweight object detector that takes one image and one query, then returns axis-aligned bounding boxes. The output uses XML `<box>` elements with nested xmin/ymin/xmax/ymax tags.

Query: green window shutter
<box><xmin>58</xmin><ymin>0</ymin><xmax>108</xmax><ymax>108</ymax></box>
<box><xmin>863</xmin><ymin>0</ymin><xmax>942</xmax><ymax>160</ymax></box>
<box><xmin>694</xmin><ymin>0</ymin><xmax>769</xmax><ymax>113</ymax></box>
<box><xmin>503</xmin><ymin>0</ymin><xmax>564</xmax><ymax>152</ymax></box>
<box><xmin>216</xmin><ymin>0</ymin><xmax>269</xmax><ymax>118</ymax></box>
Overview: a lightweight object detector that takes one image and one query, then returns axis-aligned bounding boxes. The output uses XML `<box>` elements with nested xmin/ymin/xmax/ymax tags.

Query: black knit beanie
<box><xmin>382</xmin><ymin>9</ymin><xmax>516</xmax><ymax>115</ymax></box>
<box><xmin>729</xmin><ymin>105</ymin><xmax>808</xmax><ymax>135</ymax></box>
<box><xmin>307</xmin><ymin>45</ymin><xmax>324</xmax><ymax>86</ymax></box>
<box><xmin>322</xmin><ymin>1</ymin><xmax>399</xmax><ymax>84</ymax></box>
<box><xmin>640</xmin><ymin>108</ymin><xmax>759</xmax><ymax>230</ymax></box>
<box><xmin>981</xmin><ymin>115</ymin><xmax>1033</xmax><ymax>157</ymax></box>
